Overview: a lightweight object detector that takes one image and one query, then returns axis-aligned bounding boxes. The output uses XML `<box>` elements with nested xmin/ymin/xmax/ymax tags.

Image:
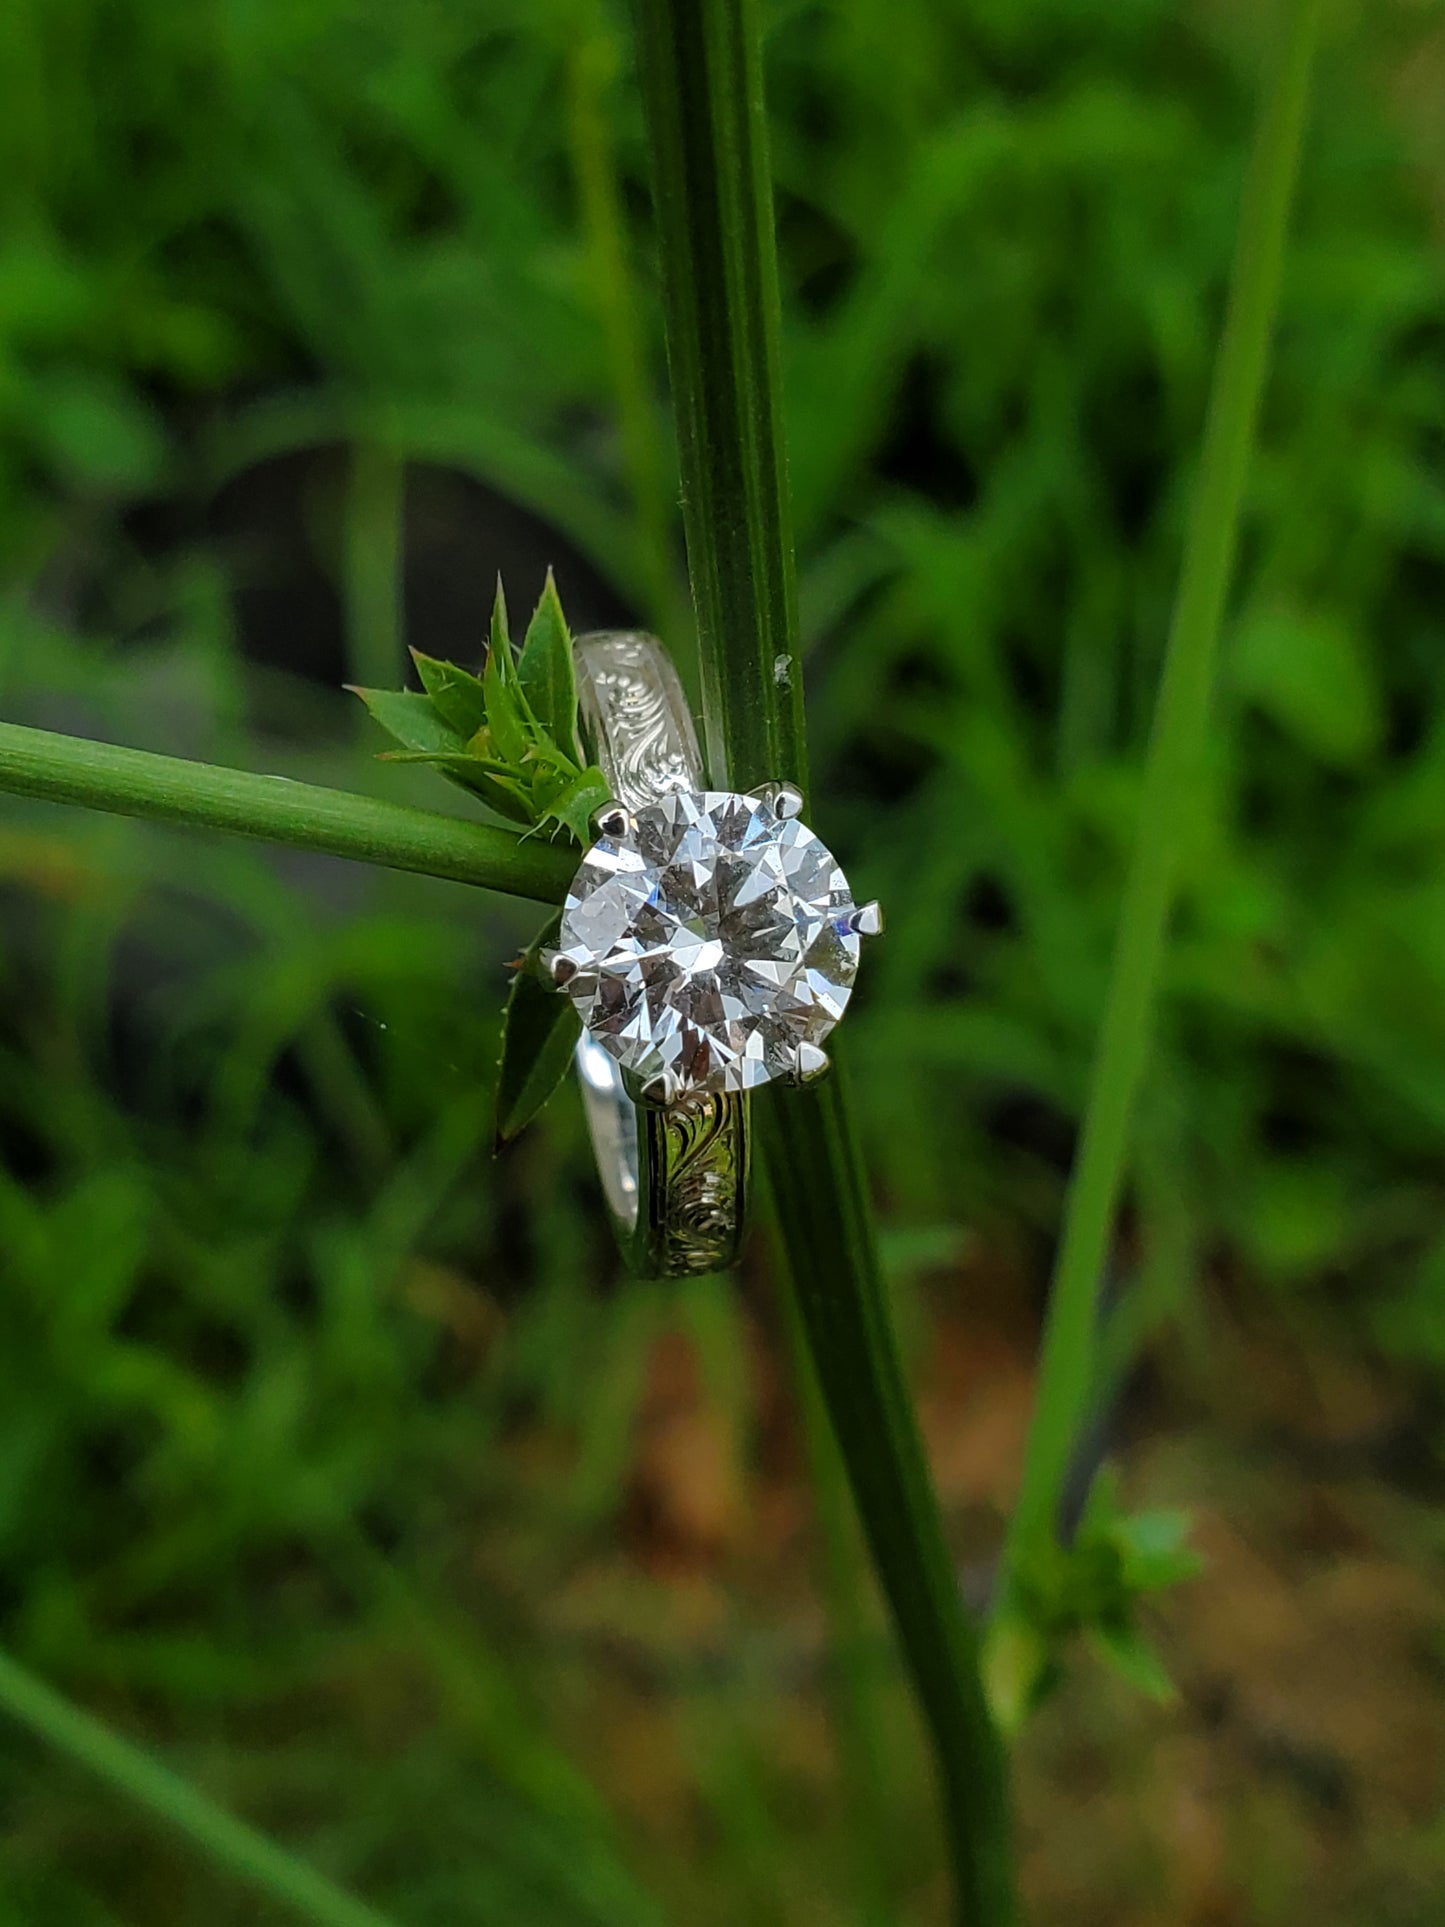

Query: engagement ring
<box><xmin>544</xmin><ymin>632</ymin><xmax>881</xmax><ymax>1278</ymax></box>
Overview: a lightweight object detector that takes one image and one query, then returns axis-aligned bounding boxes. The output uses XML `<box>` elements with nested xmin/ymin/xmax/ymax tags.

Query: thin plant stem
<box><xmin>0</xmin><ymin>1646</ymin><xmax>396</xmax><ymax>1927</ymax></box>
<box><xmin>0</xmin><ymin>720</ymin><xmax>575</xmax><ymax>904</ymax></box>
<box><xmin>564</xmin><ymin>4</ymin><xmax>678</xmax><ymax>634</ymax></box>
<box><xmin>632</xmin><ymin>0</ymin><xmax>1017</xmax><ymax>1918</ymax></box>
<box><xmin>999</xmin><ymin>0</ymin><xmax>1322</xmax><ymax>1597</ymax></box>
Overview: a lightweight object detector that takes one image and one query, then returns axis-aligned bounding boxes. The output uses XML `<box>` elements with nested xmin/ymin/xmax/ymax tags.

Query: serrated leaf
<box><xmin>1087</xmin><ymin>1622</ymin><xmax>1177</xmax><ymax>1703</ymax></box>
<box><xmin>358</xmin><ymin>579</ymin><xmax>594</xmax><ymax>845</ymax></box>
<box><xmin>379</xmin><ymin>749</ymin><xmax>523</xmax><ymax>782</ymax></box>
<box><xmin>495</xmin><ymin>914</ymin><xmax>582</xmax><ymax>1147</ymax></box>
<box><xmin>518</xmin><ymin>567</ymin><xmax>582</xmax><ymax>759</ymax></box>
<box><xmin>536</xmin><ymin>765</ymin><xmax>612</xmax><ymax>845</ymax></box>
<box><xmin>350</xmin><ymin>686</ymin><xmax>467</xmax><ymax>756</ymax></box>
<box><xmin>410</xmin><ymin>651</ymin><xmax>489</xmax><ymax>739</ymax></box>
<box><xmin>376</xmin><ymin>751</ymin><xmax>536</xmax><ymax>826</ymax></box>
<box><xmin>490</xmin><ymin>575</ymin><xmax>511</xmax><ymax>662</ymax></box>
<box><xmin>483</xmin><ymin>644</ymin><xmax>528</xmax><ymax>764</ymax></box>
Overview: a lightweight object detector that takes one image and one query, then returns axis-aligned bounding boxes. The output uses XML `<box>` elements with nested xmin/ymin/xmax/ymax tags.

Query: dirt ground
<box><xmin>484</xmin><ymin>1259</ymin><xmax>1444</xmax><ymax>1925</ymax></box>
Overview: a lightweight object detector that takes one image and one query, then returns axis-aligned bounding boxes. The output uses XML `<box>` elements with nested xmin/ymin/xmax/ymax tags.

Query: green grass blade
<box><xmin>760</xmin><ymin>1080</ymin><xmax>1016</xmax><ymax>1922</ymax></box>
<box><xmin>774</xmin><ymin>1236</ymin><xmax>897</xmax><ymax>1924</ymax></box>
<box><xmin>0</xmin><ymin>1647</ymin><xmax>397</xmax><ymax>1927</ymax></box>
<box><xmin>0</xmin><ymin>720</ymin><xmax>576</xmax><ymax>903</ymax></box>
<box><xmin>632</xmin><ymin>1</ymin><xmax>1017</xmax><ymax>1918</ymax></box>
<box><xmin>632</xmin><ymin>0</ymin><xmax>807</xmax><ymax>793</ymax></box>
<box><xmin>1000</xmin><ymin>0</ymin><xmax>1323</xmax><ymax>1597</ymax></box>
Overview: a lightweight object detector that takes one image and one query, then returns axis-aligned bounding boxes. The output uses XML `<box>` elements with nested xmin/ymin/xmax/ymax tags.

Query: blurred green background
<box><xmin>1</xmin><ymin>0</ymin><xmax>1443</xmax><ymax>1921</ymax></box>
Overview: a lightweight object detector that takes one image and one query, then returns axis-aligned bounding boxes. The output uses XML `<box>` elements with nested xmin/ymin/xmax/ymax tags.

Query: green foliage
<box><xmin>0</xmin><ymin>1648</ymin><xmax>397</xmax><ymax>1927</ymax></box>
<box><xmin>517</xmin><ymin>575</ymin><xmax>586</xmax><ymax>762</ymax></box>
<box><xmin>495</xmin><ymin>913</ymin><xmax>582</xmax><ymax>1147</ymax></box>
<box><xmin>0</xmin><ymin>0</ymin><xmax>1442</xmax><ymax>1920</ymax></box>
<box><xmin>999</xmin><ymin>0</ymin><xmax>1319</xmax><ymax>1646</ymax></box>
<box><xmin>353</xmin><ymin>577</ymin><xmax>610</xmax><ymax>845</ymax></box>
<box><xmin>0</xmin><ymin>645</ymin><xmax>685</xmax><ymax>1927</ymax></box>
<box><xmin>989</xmin><ymin>1474</ymin><xmax>1202</xmax><ymax>1730</ymax></box>
<box><xmin>355</xmin><ymin>573</ymin><xmax>601</xmax><ymax>1148</ymax></box>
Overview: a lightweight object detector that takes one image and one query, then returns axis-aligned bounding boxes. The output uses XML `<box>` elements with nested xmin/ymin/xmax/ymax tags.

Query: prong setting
<box><xmin>635</xmin><ymin>1068</ymin><xmax>682</xmax><ymax>1108</ymax></box>
<box><xmin>765</xmin><ymin>781</ymin><xmax>805</xmax><ymax>821</ymax></box>
<box><xmin>847</xmin><ymin>900</ymin><xmax>884</xmax><ymax>938</ymax></box>
<box><xmin>591</xmin><ymin>802</ymin><xmax>634</xmax><ymax>841</ymax></box>
<box><xmin>790</xmin><ymin>1042</ymin><xmax>831</xmax><ymax>1085</ymax></box>
<box><xmin>542</xmin><ymin>948</ymin><xmax>579</xmax><ymax>988</ymax></box>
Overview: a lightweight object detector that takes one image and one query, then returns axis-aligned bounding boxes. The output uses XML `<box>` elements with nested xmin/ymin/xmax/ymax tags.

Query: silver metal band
<box><xmin>571</xmin><ymin>632</ymin><xmax>750</xmax><ymax>1277</ymax></box>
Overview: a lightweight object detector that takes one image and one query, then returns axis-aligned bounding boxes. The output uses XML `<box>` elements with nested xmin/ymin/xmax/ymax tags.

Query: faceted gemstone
<box><xmin>557</xmin><ymin>789</ymin><xmax>861</xmax><ymax>1096</ymax></box>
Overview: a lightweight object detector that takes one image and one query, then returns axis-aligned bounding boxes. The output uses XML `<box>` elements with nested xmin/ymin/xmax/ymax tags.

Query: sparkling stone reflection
<box><xmin>558</xmin><ymin>790</ymin><xmax>861</xmax><ymax>1096</ymax></box>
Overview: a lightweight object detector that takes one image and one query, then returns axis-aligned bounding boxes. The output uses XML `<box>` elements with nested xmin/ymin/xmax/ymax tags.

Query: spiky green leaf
<box><xmin>489</xmin><ymin>575</ymin><xmax>512</xmax><ymax>664</ymax></box>
<box><xmin>482</xmin><ymin>648</ymin><xmax>528</xmax><ymax>764</ymax></box>
<box><xmin>495</xmin><ymin>914</ymin><xmax>582</xmax><ymax>1147</ymax></box>
<box><xmin>535</xmin><ymin>765</ymin><xmax>612</xmax><ymax>847</ymax></box>
<box><xmin>349</xmin><ymin>686</ymin><xmax>466</xmax><ymax>757</ymax></box>
<box><xmin>518</xmin><ymin>568</ymin><xmax>582</xmax><ymax>760</ymax></box>
<box><xmin>409</xmin><ymin>651</ymin><xmax>489</xmax><ymax>740</ymax></box>
<box><xmin>374</xmin><ymin>750</ymin><xmax>535</xmax><ymax>826</ymax></box>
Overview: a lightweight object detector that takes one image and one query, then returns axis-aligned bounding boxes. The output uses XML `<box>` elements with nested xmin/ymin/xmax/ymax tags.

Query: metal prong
<box><xmin>766</xmin><ymin>781</ymin><xmax>805</xmax><ymax>821</ymax></box>
<box><xmin>592</xmin><ymin>802</ymin><xmax>634</xmax><ymax>841</ymax></box>
<box><xmin>541</xmin><ymin>949</ymin><xmax>578</xmax><ymax>987</ymax></box>
<box><xmin>847</xmin><ymin>900</ymin><xmax>884</xmax><ymax>938</ymax></box>
<box><xmin>635</xmin><ymin>1068</ymin><xmax>682</xmax><ymax>1108</ymax></box>
<box><xmin>791</xmin><ymin>1042</ymin><xmax>831</xmax><ymax>1085</ymax></box>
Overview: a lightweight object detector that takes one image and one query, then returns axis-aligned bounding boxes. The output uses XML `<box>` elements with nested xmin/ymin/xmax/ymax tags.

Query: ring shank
<box><xmin>570</xmin><ymin>632</ymin><xmax>750</xmax><ymax>1277</ymax></box>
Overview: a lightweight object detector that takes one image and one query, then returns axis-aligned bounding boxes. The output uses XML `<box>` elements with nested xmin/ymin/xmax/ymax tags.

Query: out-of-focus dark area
<box><xmin>1</xmin><ymin>1</ymin><xmax>1442</xmax><ymax>1921</ymax></box>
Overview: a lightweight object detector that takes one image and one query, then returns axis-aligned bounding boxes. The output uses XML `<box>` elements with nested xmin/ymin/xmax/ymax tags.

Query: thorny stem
<box><xmin>0</xmin><ymin>721</ymin><xmax>575</xmax><ymax>904</ymax></box>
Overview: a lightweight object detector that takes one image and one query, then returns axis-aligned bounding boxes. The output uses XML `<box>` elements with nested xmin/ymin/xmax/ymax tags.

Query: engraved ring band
<box><xmin>543</xmin><ymin>632</ymin><xmax>882</xmax><ymax>1279</ymax></box>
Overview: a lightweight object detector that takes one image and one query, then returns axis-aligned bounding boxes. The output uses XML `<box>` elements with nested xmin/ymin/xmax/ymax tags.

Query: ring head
<box><xmin>557</xmin><ymin>787</ymin><xmax>870</xmax><ymax>1100</ymax></box>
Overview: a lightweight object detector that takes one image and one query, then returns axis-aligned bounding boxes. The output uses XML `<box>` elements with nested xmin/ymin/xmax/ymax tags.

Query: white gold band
<box><xmin>571</xmin><ymin>633</ymin><xmax>750</xmax><ymax>1276</ymax></box>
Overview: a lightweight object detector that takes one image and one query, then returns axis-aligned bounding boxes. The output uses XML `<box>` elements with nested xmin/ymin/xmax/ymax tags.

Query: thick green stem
<box><xmin>999</xmin><ymin>0</ymin><xmax>1322</xmax><ymax>1600</ymax></box>
<box><xmin>633</xmin><ymin>0</ymin><xmax>1017</xmax><ymax>1918</ymax></box>
<box><xmin>633</xmin><ymin>0</ymin><xmax>807</xmax><ymax>794</ymax></box>
<box><xmin>760</xmin><ymin>1078</ymin><xmax>1016</xmax><ymax>1921</ymax></box>
<box><xmin>772</xmin><ymin>1226</ymin><xmax>895</xmax><ymax>1923</ymax></box>
<box><xmin>0</xmin><ymin>721</ymin><xmax>575</xmax><ymax>904</ymax></box>
<box><xmin>0</xmin><ymin>1646</ymin><xmax>395</xmax><ymax>1927</ymax></box>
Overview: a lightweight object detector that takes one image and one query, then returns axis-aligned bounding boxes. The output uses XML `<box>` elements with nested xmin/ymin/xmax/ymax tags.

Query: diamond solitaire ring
<box><xmin>544</xmin><ymin>632</ymin><xmax>881</xmax><ymax>1278</ymax></box>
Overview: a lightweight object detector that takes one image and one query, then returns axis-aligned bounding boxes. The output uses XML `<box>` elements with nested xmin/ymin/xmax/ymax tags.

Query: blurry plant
<box><xmin>990</xmin><ymin>0</ymin><xmax>1323</xmax><ymax>1723</ymax></box>
<box><xmin>0</xmin><ymin>1651</ymin><xmax>397</xmax><ymax>1927</ymax></box>
<box><xmin>988</xmin><ymin>1475</ymin><xmax>1202</xmax><ymax>1732</ymax></box>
